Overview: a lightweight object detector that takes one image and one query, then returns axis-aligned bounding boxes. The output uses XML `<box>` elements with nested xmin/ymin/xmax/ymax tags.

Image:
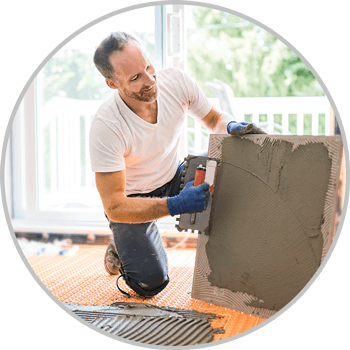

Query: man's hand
<box><xmin>227</xmin><ymin>121</ymin><xmax>267</xmax><ymax>136</ymax></box>
<box><xmin>167</xmin><ymin>181</ymin><xmax>210</xmax><ymax>216</ymax></box>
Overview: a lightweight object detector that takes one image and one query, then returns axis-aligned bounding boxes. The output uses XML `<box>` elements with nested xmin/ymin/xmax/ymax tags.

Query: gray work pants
<box><xmin>106</xmin><ymin>159</ymin><xmax>186</xmax><ymax>294</ymax></box>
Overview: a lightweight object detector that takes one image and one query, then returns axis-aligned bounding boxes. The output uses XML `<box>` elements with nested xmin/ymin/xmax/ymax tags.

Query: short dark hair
<box><xmin>93</xmin><ymin>31</ymin><xmax>139</xmax><ymax>79</ymax></box>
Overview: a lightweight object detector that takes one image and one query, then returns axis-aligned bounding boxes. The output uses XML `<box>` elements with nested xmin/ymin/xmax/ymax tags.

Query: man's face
<box><xmin>108</xmin><ymin>41</ymin><xmax>158</xmax><ymax>103</ymax></box>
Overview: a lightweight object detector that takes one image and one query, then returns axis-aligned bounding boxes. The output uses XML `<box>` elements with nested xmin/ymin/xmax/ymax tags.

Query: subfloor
<box><xmin>25</xmin><ymin>244</ymin><xmax>266</xmax><ymax>343</ymax></box>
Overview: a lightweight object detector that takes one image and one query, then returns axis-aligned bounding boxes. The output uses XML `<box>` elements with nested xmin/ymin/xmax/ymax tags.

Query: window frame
<box><xmin>10</xmin><ymin>5</ymin><xmax>180</xmax><ymax>228</ymax></box>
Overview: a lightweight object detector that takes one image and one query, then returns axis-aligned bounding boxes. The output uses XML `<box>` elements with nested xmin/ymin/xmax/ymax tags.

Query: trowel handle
<box><xmin>191</xmin><ymin>165</ymin><xmax>206</xmax><ymax>225</ymax></box>
<box><xmin>194</xmin><ymin>164</ymin><xmax>206</xmax><ymax>186</ymax></box>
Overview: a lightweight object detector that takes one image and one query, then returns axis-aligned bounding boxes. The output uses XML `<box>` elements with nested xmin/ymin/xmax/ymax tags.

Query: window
<box><xmin>185</xmin><ymin>5</ymin><xmax>329</xmax><ymax>152</ymax></box>
<box><xmin>11</xmin><ymin>6</ymin><xmax>166</xmax><ymax>225</ymax></box>
<box><xmin>35</xmin><ymin>8</ymin><xmax>160</xmax><ymax>213</ymax></box>
<box><xmin>8</xmin><ymin>4</ymin><xmax>331</xmax><ymax>229</ymax></box>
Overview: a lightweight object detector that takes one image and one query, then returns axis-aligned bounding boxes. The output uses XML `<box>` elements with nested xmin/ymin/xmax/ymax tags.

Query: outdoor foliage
<box><xmin>187</xmin><ymin>7</ymin><xmax>325</xmax><ymax>98</ymax></box>
<box><xmin>42</xmin><ymin>33</ymin><xmax>155</xmax><ymax>104</ymax></box>
<box><xmin>42</xmin><ymin>50</ymin><xmax>110</xmax><ymax>103</ymax></box>
<box><xmin>41</xmin><ymin>7</ymin><xmax>324</xmax><ymax>104</ymax></box>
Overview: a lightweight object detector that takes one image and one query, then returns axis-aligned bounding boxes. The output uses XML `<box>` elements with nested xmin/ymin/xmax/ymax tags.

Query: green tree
<box><xmin>187</xmin><ymin>7</ymin><xmax>324</xmax><ymax>97</ymax></box>
<box><xmin>42</xmin><ymin>31</ymin><xmax>155</xmax><ymax>104</ymax></box>
<box><xmin>43</xmin><ymin>49</ymin><xmax>110</xmax><ymax>103</ymax></box>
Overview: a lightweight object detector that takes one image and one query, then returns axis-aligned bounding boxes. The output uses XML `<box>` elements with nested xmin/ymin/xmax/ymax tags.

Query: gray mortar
<box><xmin>64</xmin><ymin>302</ymin><xmax>222</xmax><ymax>345</ymax></box>
<box><xmin>205</xmin><ymin>136</ymin><xmax>332</xmax><ymax>311</ymax></box>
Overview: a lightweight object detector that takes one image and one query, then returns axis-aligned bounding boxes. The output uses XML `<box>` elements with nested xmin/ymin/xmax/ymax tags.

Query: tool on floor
<box><xmin>176</xmin><ymin>156</ymin><xmax>217</xmax><ymax>233</ymax></box>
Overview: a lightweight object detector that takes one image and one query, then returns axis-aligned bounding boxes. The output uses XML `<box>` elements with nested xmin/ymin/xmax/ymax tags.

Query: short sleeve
<box><xmin>89</xmin><ymin>118</ymin><xmax>126</xmax><ymax>173</ymax></box>
<box><xmin>181</xmin><ymin>70</ymin><xmax>212</xmax><ymax>120</ymax></box>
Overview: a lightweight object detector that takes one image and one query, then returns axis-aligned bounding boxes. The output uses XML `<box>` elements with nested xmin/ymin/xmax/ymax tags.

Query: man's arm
<box><xmin>95</xmin><ymin>170</ymin><xmax>210</xmax><ymax>223</ymax></box>
<box><xmin>199</xmin><ymin>107</ymin><xmax>267</xmax><ymax>135</ymax></box>
<box><xmin>95</xmin><ymin>170</ymin><xmax>170</xmax><ymax>223</ymax></box>
<box><xmin>199</xmin><ymin>107</ymin><xmax>233</xmax><ymax>134</ymax></box>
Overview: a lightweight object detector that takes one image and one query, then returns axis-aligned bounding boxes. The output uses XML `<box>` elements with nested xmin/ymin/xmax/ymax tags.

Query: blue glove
<box><xmin>167</xmin><ymin>181</ymin><xmax>210</xmax><ymax>216</ymax></box>
<box><xmin>227</xmin><ymin>121</ymin><xmax>267</xmax><ymax>136</ymax></box>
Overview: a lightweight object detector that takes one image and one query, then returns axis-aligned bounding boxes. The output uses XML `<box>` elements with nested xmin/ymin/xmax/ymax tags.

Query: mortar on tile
<box><xmin>205</xmin><ymin>136</ymin><xmax>332</xmax><ymax>311</ymax></box>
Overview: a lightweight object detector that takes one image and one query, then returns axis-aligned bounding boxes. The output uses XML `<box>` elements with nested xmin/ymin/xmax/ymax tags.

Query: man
<box><xmin>90</xmin><ymin>31</ymin><xmax>265</xmax><ymax>297</ymax></box>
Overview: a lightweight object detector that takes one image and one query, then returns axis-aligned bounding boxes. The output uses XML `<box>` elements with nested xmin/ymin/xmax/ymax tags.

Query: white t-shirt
<box><xmin>89</xmin><ymin>67</ymin><xmax>212</xmax><ymax>195</ymax></box>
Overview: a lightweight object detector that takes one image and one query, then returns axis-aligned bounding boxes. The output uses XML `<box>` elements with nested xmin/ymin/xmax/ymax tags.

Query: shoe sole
<box><xmin>104</xmin><ymin>240</ymin><xmax>121</xmax><ymax>275</ymax></box>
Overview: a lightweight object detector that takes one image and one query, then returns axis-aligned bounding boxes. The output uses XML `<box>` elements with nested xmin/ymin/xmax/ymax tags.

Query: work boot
<box><xmin>104</xmin><ymin>239</ymin><xmax>121</xmax><ymax>275</ymax></box>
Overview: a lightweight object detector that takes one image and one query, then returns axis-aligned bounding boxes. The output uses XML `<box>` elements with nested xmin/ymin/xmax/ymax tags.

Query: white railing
<box><xmin>188</xmin><ymin>96</ymin><xmax>330</xmax><ymax>154</ymax></box>
<box><xmin>37</xmin><ymin>96</ymin><xmax>331</xmax><ymax>206</ymax></box>
<box><xmin>37</xmin><ymin>97</ymin><xmax>104</xmax><ymax>208</ymax></box>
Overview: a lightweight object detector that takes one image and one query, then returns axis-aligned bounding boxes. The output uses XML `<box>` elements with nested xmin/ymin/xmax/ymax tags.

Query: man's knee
<box><xmin>140</xmin><ymin>269</ymin><xmax>168</xmax><ymax>290</ymax></box>
<box><xmin>126</xmin><ymin>273</ymin><xmax>170</xmax><ymax>297</ymax></box>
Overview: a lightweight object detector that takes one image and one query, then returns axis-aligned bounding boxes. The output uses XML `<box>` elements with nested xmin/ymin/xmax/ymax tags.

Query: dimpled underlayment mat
<box><xmin>25</xmin><ymin>246</ymin><xmax>266</xmax><ymax>345</ymax></box>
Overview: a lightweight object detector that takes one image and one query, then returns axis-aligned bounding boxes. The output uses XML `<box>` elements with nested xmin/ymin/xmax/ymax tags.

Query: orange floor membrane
<box><xmin>26</xmin><ymin>245</ymin><xmax>266</xmax><ymax>342</ymax></box>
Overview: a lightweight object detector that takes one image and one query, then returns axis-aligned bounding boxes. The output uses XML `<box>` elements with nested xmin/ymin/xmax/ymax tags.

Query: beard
<box><xmin>123</xmin><ymin>82</ymin><xmax>159</xmax><ymax>103</ymax></box>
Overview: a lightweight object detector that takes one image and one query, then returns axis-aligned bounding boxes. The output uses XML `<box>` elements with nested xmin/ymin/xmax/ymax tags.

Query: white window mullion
<box><xmin>166</xmin><ymin>4</ymin><xmax>186</xmax><ymax>71</ymax></box>
<box><xmin>166</xmin><ymin>4</ymin><xmax>188</xmax><ymax>159</ymax></box>
<box><xmin>155</xmin><ymin>5</ymin><xmax>167</xmax><ymax>70</ymax></box>
<box><xmin>24</xmin><ymin>81</ymin><xmax>38</xmax><ymax>216</ymax></box>
<box><xmin>11</xmin><ymin>102</ymin><xmax>26</xmax><ymax>219</ymax></box>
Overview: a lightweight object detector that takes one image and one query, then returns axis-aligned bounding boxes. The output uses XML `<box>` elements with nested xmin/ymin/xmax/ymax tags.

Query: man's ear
<box><xmin>106</xmin><ymin>78</ymin><xmax>119</xmax><ymax>90</ymax></box>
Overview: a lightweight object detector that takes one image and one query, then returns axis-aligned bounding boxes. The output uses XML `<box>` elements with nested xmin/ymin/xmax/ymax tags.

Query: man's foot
<box><xmin>104</xmin><ymin>240</ymin><xmax>121</xmax><ymax>275</ymax></box>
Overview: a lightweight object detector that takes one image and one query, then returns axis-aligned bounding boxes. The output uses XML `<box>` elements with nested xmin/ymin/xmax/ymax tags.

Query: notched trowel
<box><xmin>175</xmin><ymin>155</ymin><xmax>217</xmax><ymax>234</ymax></box>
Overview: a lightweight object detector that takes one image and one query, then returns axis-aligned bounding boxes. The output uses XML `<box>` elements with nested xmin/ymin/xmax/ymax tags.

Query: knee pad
<box><xmin>117</xmin><ymin>273</ymin><xmax>170</xmax><ymax>297</ymax></box>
